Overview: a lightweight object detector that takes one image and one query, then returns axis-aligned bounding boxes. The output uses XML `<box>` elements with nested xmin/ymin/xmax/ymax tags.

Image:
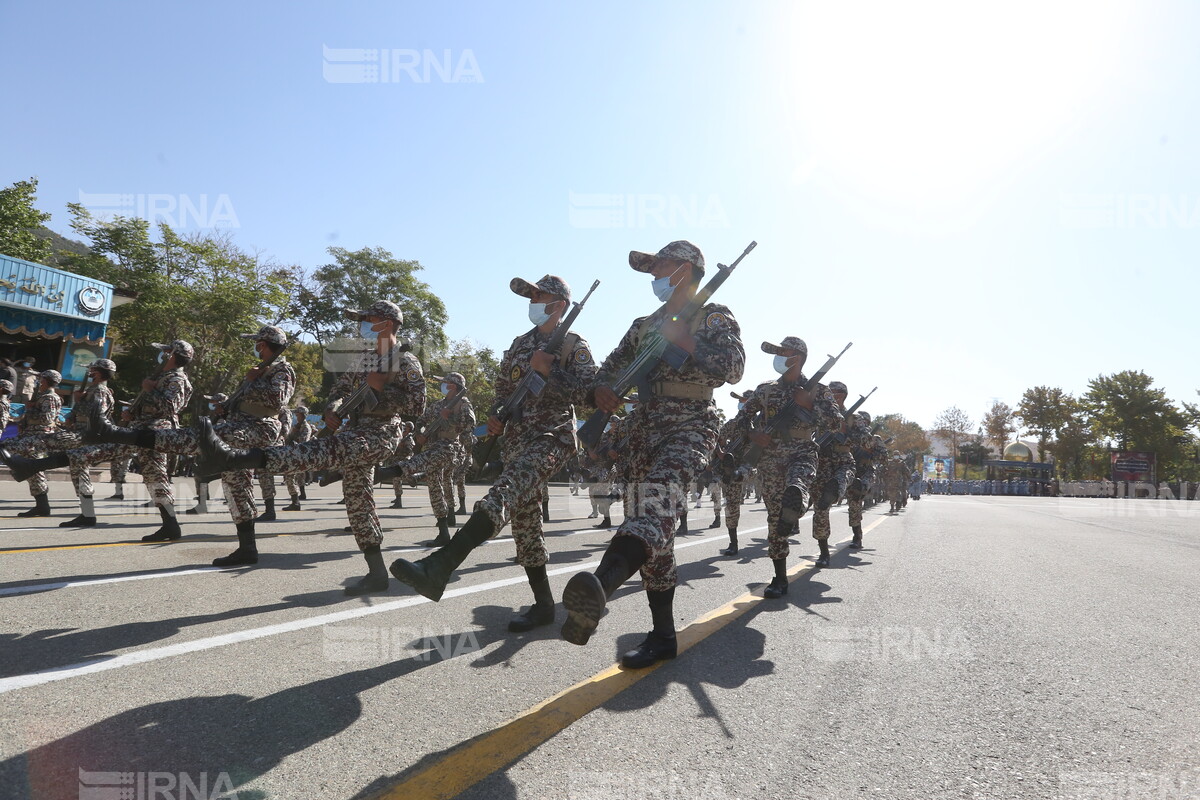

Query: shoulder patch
<box><xmin>705</xmin><ymin>311</ymin><xmax>729</xmax><ymax>330</ymax></box>
<box><xmin>510</xmin><ymin>365</ymin><xmax>522</xmax><ymax>382</ymax></box>
<box><xmin>573</xmin><ymin>347</ymin><xmax>592</xmax><ymax>364</ymax></box>
<box><xmin>406</xmin><ymin>369</ymin><xmax>422</xmax><ymax>383</ymax></box>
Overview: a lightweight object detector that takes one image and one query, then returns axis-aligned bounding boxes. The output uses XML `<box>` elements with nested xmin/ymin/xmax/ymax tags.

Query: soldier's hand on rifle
<box><xmin>365</xmin><ymin>372</ymin><xmax>388</xmax><ymax>391</ymax></box>
<box><xmin>120</xmin><ymin>410</ymin><xmax>132</xmax><ymax>423</ymax></box>
<box><xmin>141</xmin><ymin>378</ymin><xmax>158</xmax><ymax>392</ymax></box>
<box><xmin>323</xmin><ymin>410</ymin><xmax>341</xmax><ymax>432</ymax></box>
<box><xmin>750</xmin><ymin>431</ymin><xmax>772</xmax><ymax>448</ymax></box>
<box><xmin>439</xmin><ymin>407</ymin><xmax>451</xmax><ymax>420</ymax></box>
<box><xmin>660</xmin><ymin>318</ymin><xmax>696</xmax><ymax>353</ymax></box>
<box><xmin>792</xmin><ymin>386</ymin><xmax>816</xmax><ymax>410</ymax></box>
<box><xmin>487</xmin><ymin>415</ymin><xmax>505</xmax><ymax>436</ymax></box>
<box><xmin>595</xmin><ymin>385</ymin><xmax>621</xmax><ymax>413</ymax></box>
<box><xmin>245</xmin><ymin>365</ymin><xmax>265</xmax><ymax>381</ymax></box>
<box><xmin>530</xmin><ymin>350</ymin><xmax>554</xmax><ymax>376</ymax></box>
<box><xmin>414</xmin><ymin>433</ymin><xmax>427</xmax><ymax>448</ymax></box>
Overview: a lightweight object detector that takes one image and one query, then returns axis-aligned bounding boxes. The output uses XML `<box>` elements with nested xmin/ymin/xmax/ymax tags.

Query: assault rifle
<box><xmin>578</xmin><ymin>241</ymin><xmax>757</xmax><ymax>450</ymax></box>
<box><xmin>317</xmin><ymin>342</ymin><xmax>413</xmax><ymax>438</ymax></box>
<box><xmin>815</xmin><ymin>386</ymin><xmax>877</xmax><ymax>448</ymax></box>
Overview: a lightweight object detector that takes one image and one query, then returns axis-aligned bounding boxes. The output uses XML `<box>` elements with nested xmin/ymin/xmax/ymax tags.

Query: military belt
<box><xmin>649</xmin><ymin>382</ymin><xmax>714</xmax><ymax>401</ymax></box>
<box><xmin>238</xmin><ymin>400</ymin><xmax>280</xmax><ymax>419</ymax></box>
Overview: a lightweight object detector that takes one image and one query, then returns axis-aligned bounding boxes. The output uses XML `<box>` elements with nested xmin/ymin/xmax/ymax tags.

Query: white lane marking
<box><xmin>0</xmin><ymin>527</ymin><xmax>770</xmax><ymax>695</ymax></box>
<box><xmin>0</xmin><ymin>568</ymin><xmax>222</xmax><ymax>597</ymax></box>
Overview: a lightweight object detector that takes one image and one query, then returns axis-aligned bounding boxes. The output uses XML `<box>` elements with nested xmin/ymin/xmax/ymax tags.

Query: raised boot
<box><xmin>719</xmin><ymin>527</ymin><xmax>739</xmax><ymax>557</ymax></box>
<box><xmin>850</xmin><ymin>524</ymin><xmax>863</xmax><ymax>549</ymax></box>
<box><xmin>142</xmin><ymin>504</ymin><xmax>182</xmax><ymax>542</ymax></box>
<box><xmin>213</xmin><ymin>520</ymin><xmax>258</xmax><ymax>567</ymax></box>
<box><xmin>318</xmin><ymin>471</ymin><xmax>343</xmax><ymax>487</ymax></box>
<box><xmin>508</xmin><ymin>564</ymin><xmax>556</xmax><ymax>632</ymax></box>
<box><xmin>87</xmin><ymin>415</ymin><xmax>155</xmax><ymax>447</ymax></box>
<box><xmin>194</xmin><ymin>418</ymin><xmax>265</xmax><ymax>479</ymax></box>
<box><xmin>390</xmin><ymin>510</ymin><xmax>496</xmax><ymax>601</ymax></box>
<box><xmin>344</xmin><ymin>545</ymin><xmax>390</xmax><ymax>596</ymax></box>
<box><xmin>815</xmin><ymin>539</ymin><xmax>831</xmax><ymax>567</ymax></box>
<box><xmin>432</xmin><ymin>517</ymin><xmax>451</xmax><ymax>547</ymax></box>
<box><xmin>780</xmin><ymin>484</ymin><xmax>810</xmax><ymax>526</ymax></box>
<box><xmin>2</xmin><ymin>449</ymin><xmax>68</xmax><ymax>484</ymax></box>
<box><xmin>59</xmin><ymin>494</ymin><xmax>98</xmax><ymax>527</ymax></box>
<box><xmin>764</xmin><ymin>556</ymin><xmax>789</xmax><ymax>598</ymax></box>
<box><xmin>256</xmin><ymin>498</ymin><xmax>277</xmax><ymax>523</ymax></box>
<box><xmin>621</xmin><ymin>587</ymin><xmax>678</xmax><ymax>668</ymax></box>
<box><xmin>561</xmin><ymin>536</ymin><xmax>647</xmax><ymax>646</ymax></box>
<box><xmin>18</xmin><ymin>492</ymin><xmax>52</xmax><ymax>518</ymax></box>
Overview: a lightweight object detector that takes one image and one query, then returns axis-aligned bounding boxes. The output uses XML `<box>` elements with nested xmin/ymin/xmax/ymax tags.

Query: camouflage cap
<box><xmin>90</xmin><ymin>358</ymin><xmax>117</xmax><ymax>373</ymax></box>
<box><xmin>240</xmin><ymin>325</ymin><xmax>287</xmax><ymax>346</ymax></box>
<box><xmin>403</xmin><ymin>420</ymin><xmax>415</xmax><ymax>433</ymax></box>
<box><xmin>0</xmin><ymin>379</ymin><xmax>12</xmax><ymax>394</ymax></box>
<box><xmin>293</xmin><ymin>405</ymin><xmax>309</xmax><ymax>415</ymax></box>
<box><xmin>432</xmin><ymin>372</ymin><xmax>466</xmax><ymax>389</ymax></box>
<box><xmin>204</xmin><ymin>392</ymin><xmax>229</xmax><ymax>404</ymax></box>
<box><xmin>345</xmin><ymin>300</ymin><xmax>403</xmax><ymax>324</ymax></box>
<box><xmin>510</xmin><ymin>275</ymin><xmax>571</xmax><ymax>302</ymax></box>
<box><xmin>857</xmin><ymin>410</ymin><xmax>872</xmax><ymax>424</ymax></box>
<box><xmin>152</xmin><ymin>340</ymin><xmax>195</xmax><ymax>360</ymax></box>
<box><xmin>828</xmin><ymin>381</ymin><xmax>848</xmax><ymax>395</ymax></box>
<box><xmin>730</xmin><ymin>390</ymin><xmax>749</xmax><ymax>402</ymax></box>
<box><xmin>629</xmin><ymin>240</ymin><xmax>705</xmax><ymax>273</ymax></box>
<box><xmin>40</xmin><ymin>369</ymin><xmax>63</xmax><ymax>385</ymax></box>
<box><xmin>761</xmin><ymin>336</ymin><xmax>807</xmax><ymax>357</ymax></box>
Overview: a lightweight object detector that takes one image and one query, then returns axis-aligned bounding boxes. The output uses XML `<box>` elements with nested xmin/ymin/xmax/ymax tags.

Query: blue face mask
<box><xmin>359</xmin><ymin>320</ymin><xmax>379</xmax><ymax>340</ymax></box>
<box><xmin>737</xmin><ymin>402</ymin><xmax>745</xmax><ymax>411</ymax></box>
<box><xmin>624</xmin><ymin>403</ymin><xmax>635</xmax><ymax>414</ymax></box>
<box><xmin>651</xmin><ymin>275</ymin><xmax>675</xmax><ymax>302</ymax></box>
<box><xmin>208</xmin><ymin>403</ymin><xmax>216</xmax><ymax>411</ymax></box>
<box><xmin>440</xmin><ymin>383</ymin><xmax>450</xmax><ymax>395</ymax></box>
<box><xmin>157</xmin><ymin>351</ymin><xmax>168</xmax><ymax>364</ymax></box>
<box><xmin>773</xmin><ymin>354</ymin><xmax>791</xmax><ymax>375</ymax></box>
<box><xmin>528</xmin><ymin>302</ymin><xmax>552</xmax><ymax>326</ymax></box>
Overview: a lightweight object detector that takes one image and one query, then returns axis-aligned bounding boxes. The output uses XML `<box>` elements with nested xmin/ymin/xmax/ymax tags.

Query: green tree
<box><xmin>427</xmin><ymin>338</ymin><xmax>500</xmax><ymax>422</ymax></box>
<box><xmin>958</xmin><ymin>435</ymin><xmax>993</xmax><ymax>477</ymax></box>
<box><xmin>1016</xmin><ymin>386</ymin><xmax>1076</xmax><ymax>462</ymax></box>
<box><xmin>981</xmin><ymin>400</ymin><xmax>1017</xmax><ymax>457</ymax></box>
<box><xmin>1082</xmin><ymin>370</ymin><xmax>1197</xmax><ymax>482</ymax></box>
<box><xmin>0</xmin><ymin>178</ymin><xmax>52</xmax><ymax>264</ymax></box>
<box><xmin>874</xmin><ymin>413</ymin><xmax>931</xmax><ymax>461</ymax></box>
<box><xmin>933</xmin><ymin>405</ymin><xmax>972</xmax><ymax>461</ymax></box>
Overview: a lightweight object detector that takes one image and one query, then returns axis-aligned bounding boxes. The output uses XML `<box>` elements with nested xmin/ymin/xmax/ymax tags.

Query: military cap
<box><xmin>433</xmin><ymin>372</ymin><xmax>466</xmax><ymax>389</ymax></box>
<box><xmin>760</xmin><ymin>336</ymin><xmax>807</xmax><ymax>357</ymax></box>
<box><xmin>828</xmin><ymin>381</ymin><xmax>848</xmax><ymax>395</ymax></box>
<box><xmin>0</xmin><ymin>379</ymin><xmax>12</xmax><ymax>394</ymax></box>
<box><xmin>240</xmin><ymin>325</ymin><xmax>287</xmax><ymax>346</ymax></box>
<box><xmin>510</xmin><ymin>275</ymin><xmax>571</xmax><ymax>302</ymax></box>
<box><xmin>204</xmin><ymin>392</ymin><xmax>229</xmax><ymax>404</ymax></box>
<box><xmin>41</xmin><ymin>369</ymin><xmax>63</xmax><ymax>385</ymax></box>
<box><xmin>403</xmin><ymin>420</ymin><xmax>415</xmax><ymax>432</ymax></box>
<box><xmin>152</xmin><ymin>340</ymin><xmax>195</xmax><ymax>360</ymax></box>
<box><xmin>629</xmin><ymin>240</ymin><xmax>705</xmax><ymax>273</ymax></box>
<box><xmin>345</xmin><ymin>300</ymin><xmax>403</xmax><ymax>324</ymax></box>
<box><xmin>857</xmin><ymin>410</ymin><xmax>872</xmax><ymax>424</ymax></box>
<box><xmin>293</xmin><ymin>404</ymin><xmax>309</xmax><ymax>415</ymax></box>
<box><xmin>91</xmin><ymin>358</ymin><xmax>117</xmax><ymax>373</ymax></box>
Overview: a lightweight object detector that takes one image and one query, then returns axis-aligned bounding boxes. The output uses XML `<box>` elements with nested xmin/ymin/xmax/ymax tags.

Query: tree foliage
<box><xmin>0</xmin><ymin>178</ymin><xmax>53</xmax><ymax>264</ymax></box>
<box><xmin>981</xmin><ymin>400</ymin><xmax>1017</xmax><ymax>457</ymax></box>
<box><xmin>933</xmin><ymin>405</ymin><xmax>972</xmax><ymax>460</ymax></box>
<box><xmin>1016</xmin><ymin>386</ymin><xmax>1075</xmax><ymax>462</ymax></box>
<box><xmin>874</xmin><ymin>413</ymin><xmax>930</xmax><ymax>460</ymax></box>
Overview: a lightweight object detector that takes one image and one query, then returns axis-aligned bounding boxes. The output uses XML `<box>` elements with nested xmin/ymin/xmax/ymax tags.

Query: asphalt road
<box><xmin>0</xmin><ymin>477</ymin><xmax>1198</xmax><ymax>800</ymax></box>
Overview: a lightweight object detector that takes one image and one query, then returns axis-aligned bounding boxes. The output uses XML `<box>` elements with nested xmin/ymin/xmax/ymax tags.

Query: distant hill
<box><xmin>32</xmin><ymin>226</ymin><xmax>91</xmax><ymax>267</ymax></box>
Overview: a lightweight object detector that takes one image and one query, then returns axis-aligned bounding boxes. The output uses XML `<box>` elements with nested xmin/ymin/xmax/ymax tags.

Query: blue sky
<box><xmin>3</xmin><ymin>0</ymin><xmax>1197</xmax><ymax>432</ymax></box>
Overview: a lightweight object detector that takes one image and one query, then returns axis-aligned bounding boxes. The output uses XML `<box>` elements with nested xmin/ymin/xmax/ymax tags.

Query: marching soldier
<box><xmin>194</xmin><ymin>300</ymin><xmax>425</xmax><ymax>594</ymax></box>
<box><xmin>587</xmin><ymin>412</ymin><xmax>631</xmax><ymax>530</ymax></box>
<box><xmin>12</xmin><ymin>357</ymin><xmax>38</xmax><ymax>404</ymax></box>
<box><xmin>715</xmin><ymin>411</ymin><xmax>746</xmax><ymax>556</ymax></box>
<box><xmin>845</xmin><ymin>413</ymin><xmax>886</xmax><ymax>547</ymax></box>
<box><xmin>887</xmin><ymin>451</ymin><xmax>908</xmax><ymax>512</ymax></box>
<box><xmin>0</xmin><ymin>369</ymin><xmax>64</xmax><ymax>517</ymax></box>
<box><xmin>387</xmin><ymin>421</ymin><xmax>417</xmax><ymax>509</ymax></box>
<box><xmin>730</xmin><ymin>337</ymin><xmax>842</xmax><ymax>593</ymax></box>
<box><xmin>186</xmin><ymin>393</ymin><xmax>228</xmax><ymax>515</ymax></box>
<box><xmin>454</xmin><ymin>426</ymin><xmax>474</xmax><ymax>515</ymax></box>
<box><xmin>561</xmin><ymin>241</ymin><xmax>744</xmax><ymax>668</ymax></box>
<box><xmin>809</xmin><ymin>381</ymin><xmax>857</xmax><ymax>566</ymax></box>
<box><xmin>254</xmin><ymin>409</ymin><xmax>292</xmax><ymax>522</ymax></box>
<box><xmin>0</xmin><ymin>380</ymin><xmax>12</xmax><ymax>441</ymax></box>
<box><xmin>282</xmin><ymin>405</ymin><xmax>315</xmax><ymax>512</ymax></box>
<box><xmin>390</xmin><ymin>275</ymin><xmax>596</xmax><ymax>632</ymax></box>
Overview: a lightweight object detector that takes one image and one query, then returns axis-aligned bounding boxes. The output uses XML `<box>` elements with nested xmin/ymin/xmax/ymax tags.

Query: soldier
<box><xmin>0</xmin><ymin>369</ymin><xmax>64</xmax><ymax>517</ymax></box>
<box><xmin>12</xmin><ymin>357</ymin><xmax>39</xmax><ymax>404</ymax></box>
<box><xmin>730</xmin><ymin>337</ymin><xmax>842</xmax><ymax>592</ymax></box>
<box><xmin>185</xmin><ymin>393</ymin><xmax>228</xmax><ymax>515</ymax></box>
<box><xmin>0</xmin><ymin>358</ymin><xmax>15</xmax><ymax>387</ymax></box>
<box><xmin>387</xmin><ymin>421</ymin><xmax>417</xmax><ymax>509</ymax></box>
<box><xmin>254</xmin><ymin>409</ymin><xmax>292</xmax><ymax>522</ymax></box>
<box><xmin>390</xmin><ymin>275</ymin><xmax>597</xmax><ymax>632</ymax></box>
<box><xmin>282</xmin><ymin>405</ymin><xmax>315</xmax><ymax>512</ymax></box>
<box><xmin>809</xmin><ymin>381</ymin><xmax>858</xmax><ymax>565</ymax></box>
<box><xmin>385</xmin><ymin>372</ymin><xmax>475</xmax><ymax>544</ymax></box>
<box><xmin>194</xmin><ymin>300</ymin><xmax>425</xmax><ymax>594</ymax></box>
<box><xmin>845</xmin><ymin>412</ymin><xmax>887</xmax><ymax>548</ymax></box>
<box><xmin>46</xmin><ymin>359</ymin><xmax>119</xmax><ymax>526</ymax></box>
<box><xmin>714</xmin><ymin>410</ymin><xmax>747</xmax><ymax>556</ymax></box>
<box><xmin>887</xmin><ymin>451</ymin><xmax>908</xmax><ymax>512</ymax></box>
<box><xmin>559</xmin><ymin>241</ymin><xmax>744</xmax><ymax>668</ymax></box>
<box><xmin>0</xmin><ymin>380</ymin><xmax>13</xmax><ymax>440</ymax></box>
<box><xmin>587</xmin><ymin>412</ymin><xmax>631</xmax><ymax>530</ymax></box>
<box><xmin>108</xmin><ymin>451</ymin><xmax>131</xmax><ymax>500</ymax></box>
<box><xmin>454</xmin><ymin>426</ymin><xmax>474</xmax><ymax>514</ymax></box>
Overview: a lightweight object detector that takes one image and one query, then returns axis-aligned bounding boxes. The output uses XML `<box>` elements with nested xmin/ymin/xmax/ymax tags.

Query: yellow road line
<box><xmin>368</xmin><ymin>515</ymin><xmax>892</xmax><ymax>800</ymax></box>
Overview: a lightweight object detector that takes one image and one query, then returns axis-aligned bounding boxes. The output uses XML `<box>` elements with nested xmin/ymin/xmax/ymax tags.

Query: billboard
<box><xmin>923</xmin><ymin>455</ymin><xmax>954</xmax><ymax>481</ymax></box>
<box><xmin>1111</xmin><ymin>451</ymin><xmax>1155</xmax><ymax>483</ymax></box>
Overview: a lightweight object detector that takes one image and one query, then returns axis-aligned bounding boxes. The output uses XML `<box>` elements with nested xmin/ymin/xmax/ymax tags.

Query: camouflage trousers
<box><xmin>284</xmin><ymin>471</ymin><xmax>306</xmax><ymax>501</ymax></box>
<box><xmin>67</xmin><ymin>420</ymin><xmax>177</xmax><ymax>505</ymax></box>
<box><xmin>720</xmin><ymin>474</ymin><xmax>745</xmax><ymax>530</ymax></box>
<box><xmin>442</xmin><ymin>446</ymin><xmax>467</xmax><ymax>512</ymax></box>
<box><xmin>110</xmin><ymin>456</ymin><xmax>130</xmax><ymax>484</ymax></box>
<box><xmin>588</xmin><ymin>467</ymin><xmax>617</xmax><ymax>517</ymax></box>
<box><xmin>615</xmin><ymin>419</ymin><xmax>717</xmax><ymax>593</ymax></box>
<box><xmin>391</xmin><ymin>477</ymin><xmax>405</xmax><ymax>500</ymax></box>
<box><xmin>708</xmin><ymin>480</ymin><xmax>722</xmax><ymax>511</ymax></box>
<box><xmin>844</xmin><ymin>468</ymin><xmax>875</xmax><ymax>528</ymax></box>
<box><xmin>812</xmin><ymin>449</ymin><xmax>856</xmax><ymax>542</ymax></box>
<box><xmin>454</xmin><ymin>447</ymin><xmax>471</xmax><ymax>506</ymax></box>
<box><xmin>887</xmin><ymin>476</ymin><xmax>907</xmax><ymax>506</ymax></box>
<box><xmin>759</xmin><ymin>443</ymin><xmax>819</xmax><ymax>560</ymax></box>
<box><xmin>6</xmin><ymin>431</ymin><xmax>63</xmax><ymax>496</ymax></box>
<box><xmin>398</xmin><ymin>439</ymin><xmax>461</xmax><ymax>519</ymax></box>
<box><xmin>153</xmin><ymin>418</ymin><xmax>280</xmax><ymax>524</ymax></box>
<box><xmin>476</xmin><ymin>433</ymin><xmax>572</xmax><ymax>568</ymax></box>
<box><xmin>261</xmin><ymin>419</ymin><xmax>402</xmax><ymax>549</ymax></box>
<box><xmin>257</xmin><ymin>470</ymin><xmax>276</xmax><ymax>501</ymax></box>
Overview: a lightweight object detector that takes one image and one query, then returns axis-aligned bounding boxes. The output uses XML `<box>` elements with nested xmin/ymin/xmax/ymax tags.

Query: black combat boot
<box><xmin>344</xmin><ymin>545</ymin><xmax>390</xmax><ymax>596</ymax></box>
<box><xmin>107</xmin><ymin>483</ymin><xmax>125</xmax><ymax>500</ymax></box>
<box><xmin>593</xmin><ymin>514</ymin><xmax>611</xmax><ymax>529</ymax></box>
<box><xmin>390</xmin><ymin>509</ymin><xmax>496</xmax><ymax>601</ymax></box>
<box><xmin>719</xmin><ymin>527</ymin><xmax>739</xmax><ymax>557</ymax></box>
<box><xmin>677</xmin><ymin>510</ymin><xmax>689</xmax><ymax>535</ymax></box>
<box><xmin>195</xmin><ymin>418</ymin><xmax>265</xmax><ymax>478</ymax></box>
<box><xmin>456</xmin><ymin>497</ymin><xmax>466</xmax><ymax>516</ymax></box>
<box><xmin>622</xmin><ymin>587</ymin><xmax>678</xmax><ymax>668</ymax></box>
<box><xmin>59</xmin><ymin>494</ymin><xmax>98</xmax><ymax>527</ymax></box>
<box><xmin>256</xmin><ymin>498</ymin><xmax>277</xmax><ymax>522</ymax></box>
<box><xmin>764</xmin><ymin>556</ymin><xmax>789</xmax><ymax>598</ymax></box>
<box><xmin>432</xmin><ymin>517</ymin><xmax>451</xmax><ymax>547</ymax></box>
<box><xmin>213</xmin><ymin>520</ymin><xmax>258</xmax><ymax>567</ymax></box>
<box><xmin>542</xmin><ymin>497</ymin><xmax>550</xmax><ymax>523</ymax></box>
<box><xmin>447</xmin><ymin>509</ymin><xmax>457</xmax><ymax>528</ymax></box>
<box><xmin>815</xmin><ymin>539</ymin><xmax>831</xmax><ymax>567</ymax></box>
<box><xmin>18</xmin><ymin>491</ymin><xmax>52</xmax><ymax>518</ymax></box>
<box><xmin>317</xmin><ymin>471</ymin><xmax>343</xmax><ymax>487</ymax></box>
<box><xmin>142</xmin><ymin>505</ymin><xmax>182</xmax><ymax>542</ymax></box>
<box><xmin>818</xmin><ymin>479</ymin><xmax>841</xmax><ymax>510</ymax></box>
<box><xmin>780</xmin><ymin>484</ymin><xmax>809</xmax><ymax>526</ymax></box>
<box><xmin>709</xmin><ymin>512</ymin><xmax>722</xmax><ymax>529</ymax></box>
<box><xmin>87</xmin><ymin>415</ymin><xmax>155</xmax><ymax>447</ymax></box>
<box><xmin>299</xmin><ymin>485</ymin><xmax>307</xmax><ymax>501</ymax></box>
<box><xmin>561</xmin><ymin>536</ymin><xmax>647</xmax><ymax>646</ymax></box>
<box><xmin>283</xmin><ymin>496</ymin><xmax>301</xmax><ymax>512</ymax></box>
<box><xmin>185</xmin><ymin>480</ymin><xmax>209</xmax><ymax>515</ymax></box>
<box><xmin>509</xmin><ymin>564</ymin><xmax>556</xmax><ymax>632</ymax></box>
<box><xmin>390</xmin><ymin>496</ymin><xmax>403</xmax><ymax>509</ymax></box>
<box><xmin>2</xmin><ymin>449</ymin><xmax>68</xmax><ymax>484</ymax></box>
<box><xmin>850</xmin><ymin>525</ymin><xmax>863</xmax><ymax>549</ymax></box>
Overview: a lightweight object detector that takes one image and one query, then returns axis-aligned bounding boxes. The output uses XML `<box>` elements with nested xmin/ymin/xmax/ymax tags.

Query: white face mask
<box><xmin>251</xmin><ymin>343</ymin><xmax>262</xmax><ymax>359</ymax></box>
<box><xmin>624</xmin><ymin>403</ymin><xmax>635</xmax><ymax>414</ymax></box>
<box><xmin>528</xmin><ymin>302</ymin><xmax>553</xmax><ymax>326</ymax></box>
<box><xmin>650</xmin><ymin>263</ymin><xmax>685</xmax><ymax>302</ymax></box>
<box><xmin>773</xmin><ymin>354</ymin><xmax>791</xmax><ymax>375</ymax></box>
<box><xmin>208</xmin><ymin>403</ymin><xmax>217</xmax><ymax>411</ymax></box>
<box><xmin>359</xmin><ymin>320</ymin><xmax>379</xmax><ymax>340</ymax></box>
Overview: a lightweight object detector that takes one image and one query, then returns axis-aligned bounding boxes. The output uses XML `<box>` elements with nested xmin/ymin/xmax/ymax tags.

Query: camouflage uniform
<box><xmin>6</xmin><ymin>380</ymin><xmax>62</xmax><ymax>496</ymax></box>
<box><xmin>12</xmin><ymin>364</ymin><xmax>38</xmax><ymax>404</ymax></box>
<box><xmin>284</xmin><ymin>412</ymin><xmax>316</xmax><ymax>502</ymax></box>
<box><xmin>259</xmin><ymin>341</ymin><xmax>424</xmax><ymax>549</ymax></box>
<box><xmin>589</xmin><ymin>414</ymin><xmax>631</xmax><ymax>522</ymax></box>
<box><xmin>48</xmin><ymin>378</ymin><xmax>116</xmax><ymax>500</ymax></box>
<box><xmin>255</xmin><ymin>411</ymin><xmax>292</xmax><ymax>504</ymax></box>
<box><xmin>731</xmin><ymin>372</ymin><xmax>841</xmax><ymax>559</ymax></box>
<box><xmin>886</xmin><ymin>456</ymin><xmax>909</xmax><ymax>510</ymax></box>
<box><xmin>476</xmin><ymin>320</ymin><xmax>596</xmax><ymax>567</ymax></box>
<box><xmin>0</xmin><ymin>381</ymin><xmax>11</xmax><ymax>433</ymax></box>
<box><xmin>388</xmin><ymin>425</ymin><xmax>416</xmax><ymax>502</ymax></box>
<box><xmin>597</xmin><ymin>299</ymin><xmax>744</xmax><ymax>591</ymax></box>
<box><xmin>845</xmin><ymin>420</ymin><xmax>886</xmax><ymax>528</ymax></box>
<box><xmin>810</xmin><ymin>384</ymin><xmax>858</xmax><ymax>543</ymax></box>
<box><xmin>403</xmin><ymin>382</ymin><xmax>475</xmax><ymax>520</ymax></box>
<box><xmin>716</xmin><ymin>416</ymin><xmax>745</xmax><ymax>531</ymax></box>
